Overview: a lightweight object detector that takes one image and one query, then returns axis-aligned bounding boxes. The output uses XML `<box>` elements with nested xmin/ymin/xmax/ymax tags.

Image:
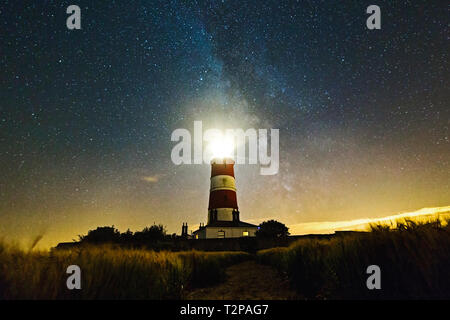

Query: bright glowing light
<box><xmin>207</xmin><ymin>134</ymin><xmax>235</xmax><ymax>159</ymax></box>
<box><xmin>289</xmin><ymin>206</ymin><xmax>450</xmax><ymax>235</ymax></box>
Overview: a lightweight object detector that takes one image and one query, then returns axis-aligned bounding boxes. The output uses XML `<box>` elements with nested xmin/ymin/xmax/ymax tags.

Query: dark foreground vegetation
<box><xmin>1</xmin><ymin>219</ymin><xmax>449</xmax><ymax>299</ymax></box>
<box><xmin>257</xmin><ymin>219</ymin><xmax>450</xmax><ymax>299</ymax></box>
<box><xmin>0</xmin><ymin>244</ymin><xmax>249</xmax><ymax>299</ymax></box>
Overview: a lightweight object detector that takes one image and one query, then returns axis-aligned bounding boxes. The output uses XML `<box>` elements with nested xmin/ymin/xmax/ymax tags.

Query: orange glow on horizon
<box><xmin>289</xmin><ymin>206</ymin><xmax>450</xmax><ymax>235</ymax></box>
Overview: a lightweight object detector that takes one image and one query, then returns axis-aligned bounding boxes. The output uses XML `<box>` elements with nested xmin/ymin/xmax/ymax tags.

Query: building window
<box><xmin>243</xmin><ymin>231</ymin><xmax>249</xmax><ymax>236</ymax></box>
<box><xmin>218</xmin><ymin>230</ymin><xmax>225</xmax><ymax>238</ymax></box>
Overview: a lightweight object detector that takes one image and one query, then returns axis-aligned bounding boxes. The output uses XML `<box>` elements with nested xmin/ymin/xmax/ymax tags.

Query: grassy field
<box><xmin>0</xmin><ymin>243</ymin><xmax>249</xmax><ymax>299</ymax></box>
<box><xmin>2</xmin><ymin>218</ymin><xmax>449</xmax><ymax>300</ymax></box>
<box><xmin>257</xmin><ymin>219</ymin><xmax>450</xmax><ymax>299</ymax></box>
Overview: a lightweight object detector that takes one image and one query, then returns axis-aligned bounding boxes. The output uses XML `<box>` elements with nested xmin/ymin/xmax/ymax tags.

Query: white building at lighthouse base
<box><xmin>193</xmin><ymin>220</ymin><xmax>258</xmax><ymax>239</ymax></box>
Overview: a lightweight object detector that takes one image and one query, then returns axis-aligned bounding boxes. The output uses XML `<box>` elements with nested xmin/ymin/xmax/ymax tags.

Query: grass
<box><xmin>257</xmin><ymin>219</ymin><xmax>450</xmax><ymax>299</ymax></box>
<box><xmin>3</xmin><ymin>218</ymin><xmax>449</xmax><ymax>300</ymax></box>
<box><xmin>0</xmin><ymin>242</ymin><xmax>249</xmax><ymax>299</ymax></box>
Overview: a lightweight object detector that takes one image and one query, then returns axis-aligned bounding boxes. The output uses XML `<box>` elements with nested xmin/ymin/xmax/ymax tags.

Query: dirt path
<box><xmin>186</xmin><ymin>260</ymin><xmax>299</xmax><ymax>300</ymax></box>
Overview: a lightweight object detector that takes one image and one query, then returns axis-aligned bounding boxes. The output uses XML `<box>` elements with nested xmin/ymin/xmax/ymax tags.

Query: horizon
<box><xmin>5</xmin><ymin>205</ymin><xmax>449</xmax><ymax>250</ymax></box>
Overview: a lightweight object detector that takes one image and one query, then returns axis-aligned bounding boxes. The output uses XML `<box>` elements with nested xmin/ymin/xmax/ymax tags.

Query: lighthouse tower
<box><xmin>193</xmin><ymin>157</ymin><xmax>258</xmax><ymax>239</ymax></box>
<box><xmin>208</xmin><ymin>158</ymin><xmax>239</xmax><ymax>223</ymax></box>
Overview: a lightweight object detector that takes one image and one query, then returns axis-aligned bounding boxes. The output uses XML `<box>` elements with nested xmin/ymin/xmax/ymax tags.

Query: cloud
<box><xmin>141</xmin><ymin>175</ymin><xmax>161</xmax><ymax>183</ymax></box>
<box><xmin>289</xmin><ymin>206</ymin><xmax>450</xmax><ymax>235</ymax></box>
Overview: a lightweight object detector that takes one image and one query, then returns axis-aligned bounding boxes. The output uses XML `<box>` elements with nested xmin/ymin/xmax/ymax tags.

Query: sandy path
<box><xmin>186</xmin><ymin>260</ymin><xmax>299</xmax><ymax>300</ymax></box>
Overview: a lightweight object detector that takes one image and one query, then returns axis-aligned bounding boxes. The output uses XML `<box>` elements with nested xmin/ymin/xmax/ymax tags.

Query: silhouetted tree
<box><xmin>120</xmin><ymin>229</ymin><xmax>134</xmax><ymax>242</ymax></box>
<box><xmin>134</xmin><ymin>224</ymin><xmax>166</xmax><ymax>243</ymax></box>
<box><xmin>79</xmin><ymin>226</ymin><xmax>121</xmax><ymax>243</ymax></box>
<box><xmin>256</xmin><ymin>220</ymin><xmax>289</xmax><ymax>238</ymax></box>
<box><xmin>78</xmin><ymin>224</ymin><xmax>169</xmax><ymax>246</ymax></box>
<box><xmin>167</xmin><ymin>233</ymin><xmax>178</xmax><ymax>240</ymax></box>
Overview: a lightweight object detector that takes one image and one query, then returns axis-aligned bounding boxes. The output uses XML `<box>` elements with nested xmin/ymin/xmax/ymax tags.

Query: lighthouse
<box><xmin>193</xmin><ymin>157</ymin><xmax>258</xmax><ymax>239</ymax></box>
<box><xmin>208</xmin><ymin>157</ymin><xmax>238</xmax><ymax>223</ymax></box>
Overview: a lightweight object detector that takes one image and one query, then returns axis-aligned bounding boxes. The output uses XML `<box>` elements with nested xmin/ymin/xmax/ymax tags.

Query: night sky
<box><xmin>1</xmin><ymin>1</ymin><xmax>448</xmax><ymax>248</ymax></box>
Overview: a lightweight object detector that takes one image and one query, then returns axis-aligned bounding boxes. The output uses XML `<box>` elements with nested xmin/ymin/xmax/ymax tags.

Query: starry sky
<box><xmin>0</xmin><ymin>1</ymin><xmax>448</xmax><ymax>248</ymax></box>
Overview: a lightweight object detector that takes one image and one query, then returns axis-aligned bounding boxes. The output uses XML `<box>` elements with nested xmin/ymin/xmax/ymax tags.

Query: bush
<box><xmin>256</xmin><ymin>220</ymin><xmax>289</xmax><ymax>239</ymax></box>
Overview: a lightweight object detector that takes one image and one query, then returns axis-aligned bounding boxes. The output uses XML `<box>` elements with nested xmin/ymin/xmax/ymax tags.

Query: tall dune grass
<box><xmin>257</xmin><ymin>219</ymin><xmax>450</xmax><ymax>299</ymax></box>
<box><xmin>0</xmin><ymin>243</ymin><xmax>249</xmax><ymax>299</ymax></box>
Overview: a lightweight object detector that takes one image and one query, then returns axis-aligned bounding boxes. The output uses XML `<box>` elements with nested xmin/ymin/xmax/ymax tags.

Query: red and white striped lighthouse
<box><xmin>208</xmin><ymin>158</ymin><xmax>240</xmax><ymax>223</ymax></box>
<box><xmin>192</xmin><ymin>157</ymin><xmax>258</xmax><ymax>239</ymax></box>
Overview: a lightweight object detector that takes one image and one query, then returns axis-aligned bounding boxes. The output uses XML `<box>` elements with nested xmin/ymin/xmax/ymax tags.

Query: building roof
<box><xmin>208</xmin><ymin>220</ymin><xmax>257</xmax><ymax>228</ymax></box>
<box><xmin>193</xmin><ymin>220</ymin><xmax>258</xmax><ymax>234</ymax></box>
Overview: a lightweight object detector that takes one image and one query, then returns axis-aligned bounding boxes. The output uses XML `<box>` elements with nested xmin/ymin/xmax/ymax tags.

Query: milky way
<box><xmin>0</xmin><ymin>1</ymin><xmax>448</xmax><ymax>247</ymax></box>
